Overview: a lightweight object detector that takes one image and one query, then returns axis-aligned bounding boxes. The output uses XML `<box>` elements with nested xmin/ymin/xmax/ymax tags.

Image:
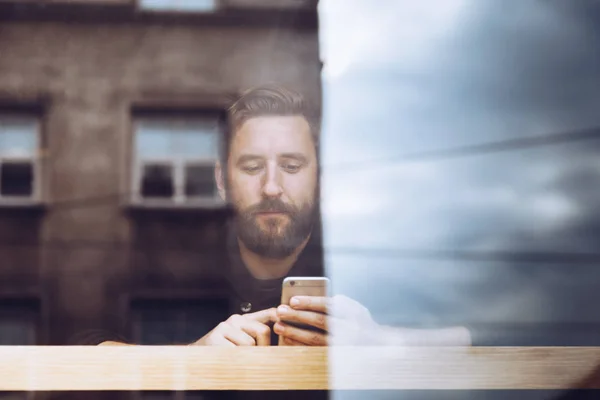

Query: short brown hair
<box><xmin>221</xmin><ymin>84</ymin><xmax>320</xmax><ymax>165</ymax></box>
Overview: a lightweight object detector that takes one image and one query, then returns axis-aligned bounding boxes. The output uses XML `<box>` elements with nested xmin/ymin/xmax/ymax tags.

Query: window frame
<box><xmin>0</xmin><ymin>113</ymin><xmax>42</xmax><ymax>205</ymax></box>
<box><xmin>129</xmin><ymin>113</ymin><xmax>225</xmax><ymax>209</ymax></box>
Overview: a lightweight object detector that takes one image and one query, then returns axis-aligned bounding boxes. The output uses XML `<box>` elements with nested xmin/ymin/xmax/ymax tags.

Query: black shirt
<box><xmin>218</xmin><ymin>228</ymin><xmax>327</xmax><ymax>400</ymax></box>
<box><xmin>223</xmin><ymin>226</ymin><xmax>324</xmax><ymax>345</ymax></box>
<box><xmin>69</xmin><ymin>225</ymin><xmax>327</xmax><ymax>400</ymax></box>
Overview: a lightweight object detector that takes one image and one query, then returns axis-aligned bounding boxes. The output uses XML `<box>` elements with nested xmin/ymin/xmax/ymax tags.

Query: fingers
<box><xmin>196</xmin><ymin>310</ymin><xmax>275</xmax><ymax>347</ymax></box>
<box><xmin>281</xmin><ymin>336</ymin><xmax>305</xmax><ymax>346</ymax></box>
<box><xmin>289</xmin><ymin>296</ymin><xmax>329</xmax><ymax>313</ymax></box>
<box><xmin>219</xmin><ymin>322</ymin><xmax>256</xmax><ymax>346</ymax></box>
<box><xmin>206</xmin><ymin>335</ymin><xmax>237</xmax><ymax>347</ymax></box>
<box><xmin>246</xmin><ymin>307</ymin><xmax>278</xmax><ymax>324</ymax></box>
<box><xmin>290</xmin><ymin>295</ymin><xmax>373</xmax><ymax>323</ymax></box>
<box><xmin>274</xmin><ymin>321</ymin><xmax>328</xmax><ymax>346</ymax></box>
<box><xmin>240</xmin><ymin>320</ymin><xmax>272</xmax><ymax>346</ymax></box>
<box><xmin>276</xmin><ymin>305</ymin><xmax>328</xmax><ymax>331</ymax></box>
<box><xmin>227</xmin><ymin>315</ymin><xmax>272</xmax><ymax>346</ymax></box>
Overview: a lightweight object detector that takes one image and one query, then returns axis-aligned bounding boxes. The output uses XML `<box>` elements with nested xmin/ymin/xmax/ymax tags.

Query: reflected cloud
<box><xmin>319</xmin><ymin>0</ymin><xmax>600</xmax><ymax>339</ymax></box>
<box><xmin>319</xmin><ymin>0</ymin><xmax>468</xmax><ymax>80</ymax></box>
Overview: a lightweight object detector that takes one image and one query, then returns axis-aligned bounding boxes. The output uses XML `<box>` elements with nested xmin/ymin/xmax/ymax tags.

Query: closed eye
<box><xmin>281</xmin><ymin>163</ymin><xmax>302</xmax><ymax>173</ymax></box>
<box><xmin>242</xmin><ymin>164</ymin><xmax>263</xmax><ymax>174</ymax></box>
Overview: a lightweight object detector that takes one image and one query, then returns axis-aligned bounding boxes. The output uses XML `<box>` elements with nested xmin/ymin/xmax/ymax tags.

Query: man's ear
<box><xmin>215</xmin><ymin>160</ymin><xmax>226</xmax><ymax>201</ymax></box>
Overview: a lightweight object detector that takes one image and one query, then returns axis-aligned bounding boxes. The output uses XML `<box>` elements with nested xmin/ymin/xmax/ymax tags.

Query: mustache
<box><xmin>245</xmin><ymin>198</ymin><xmax>297</xmax><ymax>215</ymax></box>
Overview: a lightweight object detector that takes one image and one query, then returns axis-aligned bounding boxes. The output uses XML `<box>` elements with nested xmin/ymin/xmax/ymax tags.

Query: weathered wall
<box><xmin>0</xmin><ymin>16</ymin><xmax>321</xmax><ymax>345</ymax></box>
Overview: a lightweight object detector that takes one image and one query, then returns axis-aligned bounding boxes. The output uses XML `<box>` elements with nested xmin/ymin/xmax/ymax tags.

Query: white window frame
<box><xmin>131</xmin><ymin>116</ymin><xmax>223</xmax><ymax>208</ymax></box>
<box><xmin>0</xmin><ymin>115</ymin><xmax>41</xmax><ymax>205</ymax></box>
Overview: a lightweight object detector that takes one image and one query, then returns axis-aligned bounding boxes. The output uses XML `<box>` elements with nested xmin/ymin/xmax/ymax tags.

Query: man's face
<box><xmin>223</xmin><ymin>115</ymin><xmax>318</xmax><ymax>259</ymax></box>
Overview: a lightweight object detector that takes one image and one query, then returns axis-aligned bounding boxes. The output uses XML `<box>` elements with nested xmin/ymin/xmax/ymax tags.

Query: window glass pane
<box><xmin>136</xmin><ymin>124</ymin><xmax>172</xmax><ymax>158</ymax></box>
<box><xmin>141</xmin><ymin>164</ymin><xmax>174</xmax><ymax>198</ymax></box>
<box><xmin>0</xmin><ymin>319</ymin><xmax>33</xmax><ymax>345</ymax></box>
<box><xmin>185</xmin><ymin>165</ymin><xmax>216</xmax><ymax>197</ymax></box>
<box><xmin>133</xmin><ymin>299</ymin><xmax>229</xmax><ymax>345</ymax></box>
<box><xmin>137</xmin><ymin>309</ymin><xmax>179</xmax><ymax>345</ymax></box>
<box><xmin>0</xmin><ymin>301</ymin><xmax>38</xmax><ymax>345</ymax></box>
<box><xmin>174</xmin><ymin>124</ymin><xmax>218</xmax><ymax>159</ymax></box>
<box><xmin>1</xmin><ymin>162</ymin><xmax>33</xmax><ymax>197</ymax></box>
<box><xmin>140</xmin><ymin>0</ymin><xmax>217</xmax><ymax>12</ymax></box>
<box><xmin>0</xmin><ymin>116</ymin><xmax>37</xmax><ymax>157</ymax></box>
<box><xmin>136</xmin><ymin>118</ymin><xmax>219</xmax><ymax>159</ymax></box>
<box><xmin>178</xmin><ymin>300</ymin><xmax>229</xmax><ymax>343</ymax></box>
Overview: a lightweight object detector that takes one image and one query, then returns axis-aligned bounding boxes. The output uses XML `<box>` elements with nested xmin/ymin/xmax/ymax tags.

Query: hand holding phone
<box><xmin>276</xmin><ymin>277</ymin><xmax>330</xmax><ymax>346</ymax></box>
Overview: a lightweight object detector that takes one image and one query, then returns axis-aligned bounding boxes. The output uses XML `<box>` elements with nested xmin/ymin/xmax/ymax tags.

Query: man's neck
<box><xmin>238</xmin><ymin>236</ymin><xmax>311</xmax><ymax>280</ymax></box>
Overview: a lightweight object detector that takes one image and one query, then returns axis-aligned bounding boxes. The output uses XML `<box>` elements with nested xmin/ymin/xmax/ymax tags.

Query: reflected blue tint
<box><xmin>0</xmin><ymin>116</ymin><xmax>37</xmax><ymax>156</ymax></box>
<box><xmin>323</xmin><ymin>135</ymin><xmax>600</xmax><ymax>253</ymax></box>
<box><xmin>327</xmin><ymin>253</ymin><xmax>600</xmax><ymax>344</ymax></box>
<box><xmin>319</xmin><ymin>1</ymin><xmax>600</xmax><ymax>393</ymax></box>
<box><xmin>136</xmin><ymin>118</ymin><xmax>219</xmax><ymax>159</ymax></box>
<box><xmin>320</xmin><ymin>0</ymin><xmax>600</xmax><ymax>165</ymax></box>
<box><xmin>139</xmin><ymin>0</ymin><xmax>217</xmax><ymax>12</ymax></box>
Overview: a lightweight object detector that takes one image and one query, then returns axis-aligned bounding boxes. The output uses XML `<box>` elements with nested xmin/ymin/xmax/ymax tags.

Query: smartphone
<box><xmin>278</xmin><ymin>276</ymin><xmax>330</xmax><ymax>346</ymax></box>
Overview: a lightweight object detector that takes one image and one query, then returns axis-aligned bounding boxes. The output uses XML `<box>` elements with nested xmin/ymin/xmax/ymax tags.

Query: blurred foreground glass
<box><xmin>319</xmin><ymin>0</ymin><xmax>600</xmax><ymax>398</ymax></box>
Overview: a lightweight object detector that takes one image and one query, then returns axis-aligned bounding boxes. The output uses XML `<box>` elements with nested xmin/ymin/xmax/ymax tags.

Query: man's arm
<box><xmin>96</xmin><ymin>309</ymin><xmax>278</xmax><ymax>347</ymax></box>
<box><xmin>191</xmin><ymin>308</ymin><xmax>277</xmax><ymax>346</ymax></box>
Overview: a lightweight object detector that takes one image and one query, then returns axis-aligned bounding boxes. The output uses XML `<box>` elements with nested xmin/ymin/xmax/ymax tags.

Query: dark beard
<box><xmin>234</xmin><ymin>197</ymin><xmax>315</xmax><ymax>259</ymax></box>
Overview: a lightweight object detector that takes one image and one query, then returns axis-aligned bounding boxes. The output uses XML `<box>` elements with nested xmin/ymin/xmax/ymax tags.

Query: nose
<box><xmin>261</xmin><ymin>161</ymin><xmax>283</xmax><ymax>198</ymax></box>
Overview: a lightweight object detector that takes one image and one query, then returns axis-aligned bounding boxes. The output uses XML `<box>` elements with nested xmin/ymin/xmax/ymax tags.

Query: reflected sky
<box><xmin>136</xmin><ymin>117</ymin><xmax>219</xmax><ymax>160</ymax></box>
<box><xmin>318</xmin><ymin>0</ymin><xmax>600</xmax><ymax>339</ymax></box>
<box><xmin>0</xmin><ymin>116</ymin><xmax>37</xmax><ymax>156</ymax></box>
<box><xmin>139</xmin><ymin>0</ymin><xmax>217</xmax><ymax>12</ymax></box>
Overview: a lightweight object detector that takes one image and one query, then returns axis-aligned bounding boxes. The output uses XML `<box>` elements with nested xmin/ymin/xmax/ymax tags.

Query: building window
<box><xmin>0</xmin><ymin>299</ymin><xmax>39</xmax><ymax>400</ymax></box>
<box><xmin>131</xmin><ymin>298</ymin><xmax>229</xmax><ymax>400</ymax></box>
<box><xmin>0</xmin><ymin>299</ymin><xmax>39</xmax><ymax>345</ymax></box>
<box><xmin>131</xmin><ymin>298</ymin><xmax>229</xmax><ymax>345</ymax></box>
<box><xmin>132</xmin><ymin>115</ymin><xmax>222</xmax><ymax>206</ymax></box>
<box><xmin>0</xmin><ymin>115</ymin><xmax>39</xmax><ymax>202</ymax></box>
<box><xmin>138</xmin><ymin>0</ymin><xmax>218</xmax><ymax>12</ymax></box>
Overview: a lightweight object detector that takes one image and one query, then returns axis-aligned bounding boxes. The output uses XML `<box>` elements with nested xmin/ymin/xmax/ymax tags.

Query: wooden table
<box><xmin>1</xmin><ymin>346</ymin><xmax>600</xmax><ymax>391</ymax></box>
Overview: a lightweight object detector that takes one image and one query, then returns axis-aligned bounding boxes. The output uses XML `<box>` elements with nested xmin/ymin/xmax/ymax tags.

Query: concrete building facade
<box><xmin>0</xmin><ymin>0</ymin><xmax>322</xmax><ymax>354</ymax></box>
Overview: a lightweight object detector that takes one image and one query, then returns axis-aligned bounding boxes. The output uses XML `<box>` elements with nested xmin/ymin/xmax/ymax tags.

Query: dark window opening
<box><xmin>141</xmin><ymin>165</ymin><xmax>174</xmax><ymax>198</ymax></box>
<box><xmin>1</xmin><ymin>162</ymin><xmax>33</xmax><ymax>197</ymax></box>
<box><xmin>185</xmin><ymin>165</ymin><xmax>216</xmax><ymax>197</ymax></box>
<box><xmin>131</xmin><ymin>298</ymin><xmax>229</xmax><ymax>346</ymax></box>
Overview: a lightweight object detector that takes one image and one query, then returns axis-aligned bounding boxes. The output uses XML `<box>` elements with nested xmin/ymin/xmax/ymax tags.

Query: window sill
<box><xmin>0</xmin><ymin>199</ymin><xmax>46</xmax><ymax>213</ymax></box>
<box><xmin>124</xmin><ymin>198</ymin><xmax>234</xmax><ymax>216</ymax></box>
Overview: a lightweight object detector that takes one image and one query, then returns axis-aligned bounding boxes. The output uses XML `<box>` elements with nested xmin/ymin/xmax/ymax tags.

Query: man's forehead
<box><xmin>230</xmin><ymin>115</ymin><xmax>315</xmax><ymax>157</ymax></box>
